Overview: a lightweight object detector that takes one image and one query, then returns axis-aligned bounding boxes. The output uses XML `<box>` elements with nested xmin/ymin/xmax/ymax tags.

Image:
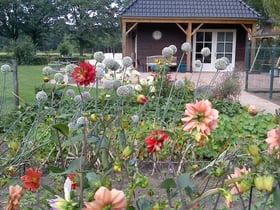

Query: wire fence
<box><xmin>0</xmin><ymin>59</ymin><xmax>18</xmax><ymax>115</ymax></box>
<box><xmin>245</xmin><ymin>42</ymin><xmax>280</xmax><ymax>99</ymax></box>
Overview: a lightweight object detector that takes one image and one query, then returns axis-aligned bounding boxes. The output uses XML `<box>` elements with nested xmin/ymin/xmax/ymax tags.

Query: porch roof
<box><xmin>120</xmin><ymin>0</ymin><xmax>261</xmax><ymax>20</ymax></box>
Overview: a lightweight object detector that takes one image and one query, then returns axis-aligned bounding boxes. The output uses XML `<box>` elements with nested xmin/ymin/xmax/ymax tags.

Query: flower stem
<box><xmin>126</xmin><ymin>183</ymin><xmax>137</xmax><ymax>208</ymax></box>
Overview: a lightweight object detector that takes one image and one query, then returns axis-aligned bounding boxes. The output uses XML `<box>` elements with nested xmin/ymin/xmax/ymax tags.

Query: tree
<box><xmin>59</xmin><ymin>0</ymin><xmax>122</xmax><ymax>55</ymax></box>
<box><xmin>0</xmin><ymin>0</ymin><xmax>23</xmax><ymax>42</ymax></box>
<box><xmin>262</xmin><ymin>0</ymin><xmax>280</xmax><ymax>23</ymax></box>
<box><xmin>20</xmin><ymin>0</ymin><xmax>61</xmax><ymax>48</ymax></box>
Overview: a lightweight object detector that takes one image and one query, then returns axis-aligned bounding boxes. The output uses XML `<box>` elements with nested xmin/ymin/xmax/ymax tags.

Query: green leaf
<box><xmin>86</xmin><ymin>172</ymin><xmax>101</xmax><ymax>188</ymax></box>
<box><xmin>160</xmin><ymin>178</ymin><xmax>177</xmax><ymax>189</ymax></box>
<box><xmin>176</xmin><ymin>172</ymin><xmax>190</xmax><ymax>190</ymax></box>
<box><xmin>41</xmin><ymin>184</ymin><xmax>58</xmax><ymax>195</ymax></box>
<box><xmin>52</xmin><ymin>123</ymin><xmax>69</xmax><ymax>137</ymax></box>
<box><xmin>47</xmin><ymin>165</ymin><xmax>65</xmax><ymax>174</ymax></box>
<box><xmin>273</xmin><ymin>184</ymin><xmax>280</xmax><ymax>208</ymax></box>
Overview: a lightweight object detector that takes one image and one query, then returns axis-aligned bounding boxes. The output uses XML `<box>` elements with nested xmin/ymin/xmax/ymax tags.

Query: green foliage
<box><xmin>58</xmin><ymin>42</ymin><xmax>70</xmax><ymax>56</ymax></box>
<box><xmin>13</xmin><ymin>38</ymin><xmax>36</xmax><ymax>65</ymax></box>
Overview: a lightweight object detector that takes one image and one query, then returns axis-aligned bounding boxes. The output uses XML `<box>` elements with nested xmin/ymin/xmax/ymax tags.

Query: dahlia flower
<box><xmin>5</xmin><ymin>185</ymin><xmax>24</xmax><ymax>210</ymax></box>
<box><xmin>145</xmin><ymin>130</ymin><xmax>169</xmax><ymax>153</ymax></box>
<box><xmin>83</xmin><ymin>187</ymin><xmax>126</xmax><ymax>210</ymax></box>
<box><xmin>265</xmin><ymin>128</ymin><xmax>280</xmax><ymax>155</ymax></box>
<box><xmin>181</xmin><ymin>100</ymin><xmax>219</xmax><ymax>135</ymax></box>
<box><xmin>21</xmin><ymin>168</ymin><xmax>42</xmax><ymax>192</ymax></box>
<box><xmin>228</xmin><ymin>166</ymin><xmax>250</xmax><ymax>195</ymax></box>
<box><xmin>72</xmin><ymin>62</ymin><xmax>96</xmax><ymax>86</ymax></box>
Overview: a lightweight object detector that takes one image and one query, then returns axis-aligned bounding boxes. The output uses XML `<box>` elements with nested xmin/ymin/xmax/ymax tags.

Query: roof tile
<box><xmin>120</xmin><ymin>0</ymin><xmax>261</xmax><ymax>19</ymax></box>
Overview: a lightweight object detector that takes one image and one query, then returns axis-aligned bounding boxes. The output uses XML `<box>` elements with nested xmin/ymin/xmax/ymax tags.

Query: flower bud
<box><xmin>247</xmin><ymin>145</ymin><xmax>259</xmax><ymax>157</ymax></box>
<box><xmin>122</xmin><ymin>146</ymin><xmax>133</xmax><ymax>158</ymax></box>
<box><xmin>137</xmin><ymin>94</ymin><xmax>148</xmax><ymax>105</ymax></box>
<box><xmin>113</xmin><ymin>162</ymin><xmax>122</xmax><ymax>173</ymax></box>
<box><xmin>248</xmin><ymin>105</ymin><xmax>258</xmax><ymax>116</ymax></box>
<box><xmin>252</xmin><ymin>156</ymin><xmax>262</xmax><ymax>165</ymax></box>
<box><xmin>43</xmin><ymin>76</ymin><xmax>49</xmax><ymax>83</ymax></box>
<box><xmin>254</xmin><ymin>176</ymin><xmax>265</xmax><ymax>191</ymax></box>
<box><xmin>263</xmin><ymin>176</ymin><xmax>274</xmax><ymax>192</ymax></box>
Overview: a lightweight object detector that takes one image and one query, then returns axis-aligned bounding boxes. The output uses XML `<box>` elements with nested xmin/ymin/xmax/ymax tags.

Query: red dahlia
<box><xmin>145</xmin><ymin>130</ymin><xmax>169</xmax><ymax>153</ymax></box>
<box><xmin>72</xmin><ymin>62</ymin><xmax>96</xmax><ymax>86</ymax></box>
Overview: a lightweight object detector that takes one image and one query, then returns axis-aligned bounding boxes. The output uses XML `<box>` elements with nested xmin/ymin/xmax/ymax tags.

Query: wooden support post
<box><xmin>187</xmin><ymin>22</ymin><xmax>192</xmax><ymax>72</ymax></box>
<box><xmin>250</xmin><ymin>23</ymin><xmax>257</xmax><ymax>67</ymax></box>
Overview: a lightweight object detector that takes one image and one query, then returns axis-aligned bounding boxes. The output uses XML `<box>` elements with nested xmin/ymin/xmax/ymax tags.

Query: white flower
<box><xmin>126</xmin><ymin>85</ymin><xmax>134</xmax><ymax>95</ymax></box>
<box><xmin>103</xmin><ymin>80</ymin><xmax>114</xmax><ymax>90</ymax></box>
<box><xmin>132</xmin><ymin>70</ymin><xmax>141</xmax><ymax>77</ymax></box>
<box><xmin>94</xmin><ymin>51</ymin><xmax>105</xmax><ymax>63</ymax></box>
<box><xmin>65</xmin><ymin>64</ymin><xmax>78</xmax><ymax>75</ymax></box>
<box><xmin>181</xmin><ymin>42</ymin><xmax>192</xmax><ymax>53</ymax></box>
<box><xmin>42</xmin><ymin>66</ymin><xmax>52</xmax><ymax>75</ymax></box>
<box><xmin>131</xmin><ymin>115</ymin><xmax>139</xmax><ymax>124</ymax></box>
<box><xmin>201</xmin><ymin>47</ymin><xmax>211</xmax><ymax>57</ymax></box>
<box><xmin>146</xmin><ymin>76</ymin><xmax>154</xmax><ymax>85</ymax></box>
<box><xmin>116</xmin><ymin>86</ymin><xmax>130</xmax><ymax>97</ymax></box>
<box><xmin>174</xmin><ymin>80</ymin><xmax>184</xmax><ymax>89</ymax></box>
<box><xmin>194</xmin><ymin>60</ymin><xmax>202</xmax><ymax>68</ymax></box>
<box><xmin>169</xmin><ymin>45</ymin><xmax>177</xmax><ymax>55</ymax></box>
<box><xmin>149</xmin><ymin>85</ymin><xmax>156</xmax><ymax>93</ymax></box>
<box><xmin>221</xmin><ymin>57</ymin><xmax>230</xmax><ymax>65</ymax></box>
<box><xmin>1</xmin><ymin>64</ymin><xmax>11</xmax><ymax>73</ymax></box>
<box><xmin>68</xmin><ymin>122</ymin><xmax>75</xmax><ymax>130</ymax></box>
<box><xmin>139</xmin><ymin>78</ymin><xmax>148</xmax><ymax>86</ymax></box>
<box><xmin>81</xmin><ymin>91</ymin><xmax>91</xmax><ymax>102</ymax></box>
<box><xmin>113</xmin><ymin>80</ymin><xmax>122</xmax><ymax>89</ymax></box>
<box><xmin>162</xmin><ymin>47</ymin><xmax>173</xmax><ymax>58</ymax></box>
<box><xmin>96</xmin><ymin>63</ymin><xmax>105</xmax><ymax>79</ymax></box>
<box><xmin>74</xmin><ymin>95</ymin><xmax>82</xmax><ymax>103</ymax></box>
<box><xmin>103</xmin><ymin>58</ymin><xmax>116</xmax><ymax>69</ymax></box>
<box><xmin>115</xmin><ymin>73</ymin><xmax>123</xmax><ymax>81</ymax></box>
<box><xmin>76</xmin><ymin>116</ymin><xmax>88</xmax><ymax>125</ymax></box>
<box><xmin>36</xmin><ymin>90</ymin><xmax>48</xmax><ymax>102</ymax></box>
<box><xmin>54</xmin><ymin>73</ymin><xmax>64</xmax><ymax>83</ymax></box>
<box><xmin>66</xmin><ymin>89</ymin><xmax>75</xmax><ymax>98</ymax></box>
<box><xmin>122</xmin><ymin>56</ymin><xmax>133</xmax><ymax>68</ymax></box>
<box><xmin>215</xmin><ymin>58</ymin><xmax>229</xmax><ymax>70</ymax></box>
<box><xmin>134</xmin><ymin>84</ymin><xmax>142</xmax><ymax>92</ymax></box>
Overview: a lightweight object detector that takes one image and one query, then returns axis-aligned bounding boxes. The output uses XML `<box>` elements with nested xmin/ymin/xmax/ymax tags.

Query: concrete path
<box><xmin>140</xmin><ymin>72</ymin><xmax>280</xmax><ymax>114</ymax></box>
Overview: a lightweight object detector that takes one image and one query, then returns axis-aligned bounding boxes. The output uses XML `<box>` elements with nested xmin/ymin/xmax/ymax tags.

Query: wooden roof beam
<box><xmin>176</xmin><ymin>23</ymin><xmax>187</xmax><ymax>36</ymax></box>
<box><xmin>126</xmin><ymin>23</ymin><xmax>138</xmax><ymax>35</ymax></box>
<box><xmin>191</xmin><ymin>23</ymin><xmax>204</xmax><ymax>36</ymax></box>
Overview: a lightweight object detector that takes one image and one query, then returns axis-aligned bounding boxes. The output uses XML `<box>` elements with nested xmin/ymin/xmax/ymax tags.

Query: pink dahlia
<box><xmin>181</xmin><ymin>100</ymin><xmax>219</xmax><ymax>135</ymax></box>
<box><xmin>265</xmin><ymin>128</ymin><xmax>280</xmax><ymax>155</ymax></box>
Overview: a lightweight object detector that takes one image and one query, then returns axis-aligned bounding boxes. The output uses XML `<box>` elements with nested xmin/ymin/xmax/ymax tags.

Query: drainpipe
<box><xmin>245</xmin><ymin>40</ymin><xmax>251</xmax><ymax>91</ymax></box>
<box><xmin>269</xmin><ymin>38</ymin><xmax>276</xmax><ymax>99</ymax></box>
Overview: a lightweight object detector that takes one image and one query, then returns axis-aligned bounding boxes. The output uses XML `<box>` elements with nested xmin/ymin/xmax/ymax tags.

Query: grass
<box><xmin>17</xmin><ymin>65</ymin><xmax>45</xmax><ymax>105</ymax></box>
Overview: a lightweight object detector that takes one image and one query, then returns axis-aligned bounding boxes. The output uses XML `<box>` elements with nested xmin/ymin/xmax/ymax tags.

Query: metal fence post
<box><xmin>12</xmin><ymin>59</ymin><xmax>19</xmax><ymax>106</ymax></box>
<box><xmin>245</xmin><ymin>40</ymin><xmax>251</xmax><ymax>91</ymax></box>
<box><xmin>269</xmin><ymin>39</ymin><xmax>276</xmax><ymax>99</ymax></box>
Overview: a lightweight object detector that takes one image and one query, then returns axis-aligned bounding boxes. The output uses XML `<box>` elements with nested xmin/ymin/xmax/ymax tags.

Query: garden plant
<box><xmin>0</xmin><ymin>42</ymin><xmax>280</xmax><ymax>210</ymax></box>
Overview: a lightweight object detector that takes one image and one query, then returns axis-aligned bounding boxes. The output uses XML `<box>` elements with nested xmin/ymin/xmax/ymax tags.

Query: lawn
<box><xmin>18</xmin><ymin>65</ymin><xmax>45</xmax><ymax>105</ymax></box>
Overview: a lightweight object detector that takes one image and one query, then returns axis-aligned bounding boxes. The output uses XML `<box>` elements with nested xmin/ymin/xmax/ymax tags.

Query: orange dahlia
<box><xmin>21</xmin><ymin>168</ymin><xmax>42</xmax><ymax>192</ymax></box>
<box><xmin>72</xmin><ymin>62</ymin><xmax>96</xmax><ymax>86</ymax></box>
<box><xmin>5</xmin><ymin>185</ymin><xmax>24</xmax><ymax>210</ymax></box>
<box><xmin>181</xmin><ymin>100</ymin><xmax>218</xmax><ymax>135</ymax></box>
<box><xmin>83</xmin><ymin>186</ymin><xmax>126</xmax><ymax>210</ymax></box>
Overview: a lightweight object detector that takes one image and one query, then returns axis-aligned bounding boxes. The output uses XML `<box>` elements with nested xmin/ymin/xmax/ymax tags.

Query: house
<box><xmin>119</xmin><ymin>0</ymin><xmax>261</xmax><ymax>72</ymax></box>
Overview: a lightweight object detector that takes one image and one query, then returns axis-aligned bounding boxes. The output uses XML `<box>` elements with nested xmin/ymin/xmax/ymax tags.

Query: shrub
<box><xmin>13</xmin><ymin>38</ymin><xmax>36</xmax><ymax>65</ymax></box>
<box><xmin>213</xmin><ymin>71</ymin><xmax>243</xmax><ymax>100</ymax></box>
